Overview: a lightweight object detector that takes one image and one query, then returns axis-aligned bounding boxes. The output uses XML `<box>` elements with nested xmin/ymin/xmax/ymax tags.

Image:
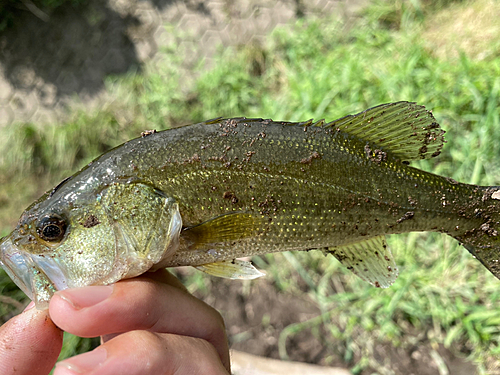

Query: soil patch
<box><xmin>186</xmin><ymin>275</ymin><xmax>479</xmax><ymax>375</ymax></box>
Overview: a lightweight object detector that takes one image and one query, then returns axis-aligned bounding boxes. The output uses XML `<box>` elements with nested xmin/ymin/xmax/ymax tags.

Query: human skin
<box><xmin>0</xmin><ymin>269</ymin><xmax>230</xmax><ymax>375</ymax></box>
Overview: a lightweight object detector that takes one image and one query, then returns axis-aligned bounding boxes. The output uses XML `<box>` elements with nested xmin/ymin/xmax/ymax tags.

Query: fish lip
<box><xmin>0</xmin><ymin>236</ymin><xmax>35</xmax><ymax>302</ymax></box>
<box><xmin>0</xmin><ymin>236</ymin><xmax>67</xmax><ymax>309</ymax></box>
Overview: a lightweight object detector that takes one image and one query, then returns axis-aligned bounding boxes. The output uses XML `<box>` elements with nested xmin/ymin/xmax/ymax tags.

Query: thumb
<box><xmin>0</xmin><ymin>303</ymin><xmax>63</xmax><ymax>375</ymax></box>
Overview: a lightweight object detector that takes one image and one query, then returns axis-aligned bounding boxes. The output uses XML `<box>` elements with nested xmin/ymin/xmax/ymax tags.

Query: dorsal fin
<box><xmin>203</xmin><ymin>117</ymin><xmax>224</xmax><ymax>124</ymax></box>
<box><xmin>198</xmin><ymin>102</ymin><xmax>444</xmax><ymax>161</ymax></box>
<box><xmin>323</xmin><ymin>102</ymin><xmax>445</xmax><ymax>161</ymax></box>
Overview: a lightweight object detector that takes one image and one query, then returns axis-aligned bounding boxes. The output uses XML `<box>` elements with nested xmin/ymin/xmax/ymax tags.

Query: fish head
<box><xmin>0</xmin><ymin>194</ymin><xmax>112</xmax><ymax>309</ymax></box>
<box><xmin>0</xmin><ymin>179</ymin><xmax>182</xmax><ymax>309</ymax></box>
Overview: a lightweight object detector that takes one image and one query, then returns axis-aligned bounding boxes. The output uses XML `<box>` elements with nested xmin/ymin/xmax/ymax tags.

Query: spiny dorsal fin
<box><xmin>325</xmin><ymin>235</ymin><xmax>398</xmax><ymax>288</ymax></box>
<box><xmin>203</xmin><ymin>117</ymin><xmax>224</xmax><ymax>124</ymax></box>
<box><xmin>182</xmin><ymin>213</ymin><xmax>266</xmax><ymax>249</ymax></box>
<box><xmin>195</xmin><ymin>259</ymin><xmax>265</xmax><ymax>279</ymax></box>
<box><xmin>323</xmin><ymin>102</ymin><xmax>445</xmax><ymax>161</ymax></box>
<box><xmin>200</xmin><ymin>102</ymin><xmax>444</xmax><ymax>161</ymax></box>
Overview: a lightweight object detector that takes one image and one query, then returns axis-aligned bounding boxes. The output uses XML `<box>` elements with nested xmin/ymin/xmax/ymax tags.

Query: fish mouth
<box><xmin>0</xmin><ymin>236</ymin><xmax>67</xmax><ymax>309</ymax></box>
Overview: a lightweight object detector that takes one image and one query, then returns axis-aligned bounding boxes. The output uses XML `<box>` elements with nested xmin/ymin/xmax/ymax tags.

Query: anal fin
<box><xmin>325</xmin><ymin>235</ymin><xmax>398</xmax><ymax>288</ymax></box>
<box><xmin>195</xmin><ymin>259</ymin><xmax>265</xmax><ymax>280</ymax></box>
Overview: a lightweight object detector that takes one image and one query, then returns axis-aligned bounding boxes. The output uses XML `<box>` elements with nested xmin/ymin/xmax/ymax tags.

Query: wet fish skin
<box><xmin>2</xmin><ymin>101</ymin><xmax>500</xmax><ymax>309</ymax></box>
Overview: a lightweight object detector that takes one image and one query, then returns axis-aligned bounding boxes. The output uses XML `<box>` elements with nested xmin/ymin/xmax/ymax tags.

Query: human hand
<box><xmin>0</xmin><ymin>269</ymin><xmax>230</xmax><ymax>375</ymax></box>
<box><xmin>0</xmin><ymin>298</ymin><xmax>63</xmax><ymax>375</ymax></box>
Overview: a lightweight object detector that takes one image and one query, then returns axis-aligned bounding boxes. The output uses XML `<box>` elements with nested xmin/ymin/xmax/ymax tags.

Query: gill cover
<box><xmin>97</xmin><ymin>182</ymin><xmax>182</xmax><ymax>282</ymax></box>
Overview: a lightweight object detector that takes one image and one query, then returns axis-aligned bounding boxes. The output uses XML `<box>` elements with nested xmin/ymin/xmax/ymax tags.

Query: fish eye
<box><xmin>36</xmin><ymin>215</ymin><xmax>67</xmax><ymax>242</ymax></box>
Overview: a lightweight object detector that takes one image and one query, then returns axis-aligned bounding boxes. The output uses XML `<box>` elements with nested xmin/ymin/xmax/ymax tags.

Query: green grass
<box><xmin>1</xmin><ymin>0</ymin><xmax>500</xmax><ymax>373</ymax></box>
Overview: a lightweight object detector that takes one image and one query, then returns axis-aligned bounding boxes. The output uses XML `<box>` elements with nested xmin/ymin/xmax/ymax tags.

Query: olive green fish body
<box><xmin>3</xmin><ymin>102</ymin><xmax>500</xmax><ymax>308</ymax></box>
<box><xmin>98</xmin><ymin>116</ymin><xmax>492</xmax><ymax>268</ymax></box>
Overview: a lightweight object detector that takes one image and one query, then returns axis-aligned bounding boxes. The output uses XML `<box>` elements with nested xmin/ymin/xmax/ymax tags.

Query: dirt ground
<box><xmin>0</xmin><ymin>0</ymin><xmax>367</xmax><ymax>127</ymax></box>
<box><xmin>182</xmin><ymin>274</ymin><xmax>479</xmax><ymax>375</ymax></box>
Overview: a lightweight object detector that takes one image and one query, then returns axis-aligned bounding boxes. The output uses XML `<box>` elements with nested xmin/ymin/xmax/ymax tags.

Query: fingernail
<box><xmin>55</xmin><ymin>347</ymin><xmax>107</xmax><ymax>374</ymax></box>
<box><xmin>58</xmin><ymin>285</ymin><xmax>114</xmax><ymax>309</ymax></box>
<box><xmin>23</xmin><ymin>301</ymin><xmax>35</xmax><ymax>312</ymax></box>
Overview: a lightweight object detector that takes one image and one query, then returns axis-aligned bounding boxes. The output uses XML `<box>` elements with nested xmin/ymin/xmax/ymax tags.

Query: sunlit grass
<box><xmin>423</xmin><ymin>0</ymin><xmax>500</xmax><ymax>61</ymax></box>
<box><xmin>1</xmin><ymin>0</ymin><xmax>500</xmax><ymax>373</ymax></box>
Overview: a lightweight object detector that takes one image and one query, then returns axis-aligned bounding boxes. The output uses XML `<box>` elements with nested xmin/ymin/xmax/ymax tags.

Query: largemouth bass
<box><xmin>2</xmin><ymin>102</ymin><xmax>500</xmax><ymax>309</ymax></box>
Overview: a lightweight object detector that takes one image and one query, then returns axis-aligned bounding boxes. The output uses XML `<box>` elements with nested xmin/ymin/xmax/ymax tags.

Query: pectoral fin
<box><xmin>326</xmin><ymin>235</ymin><xmax>398</xmax><ymax>288</ymax></box>
<box><xmin>182</xmin><ymin>212</ymin><xmax>266</xmax><ymax>249</ymax></box>
<box><xmin>195</xmin><ymin>259</ymin><xmax>265</xmax><ymax>279</ymax></box>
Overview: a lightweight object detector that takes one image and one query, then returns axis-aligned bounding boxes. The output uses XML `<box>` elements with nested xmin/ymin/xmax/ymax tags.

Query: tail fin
<box><xmin>462</xmin><ymin>242</ymin><xmax>500</xmax><ymax>279</ymax></box>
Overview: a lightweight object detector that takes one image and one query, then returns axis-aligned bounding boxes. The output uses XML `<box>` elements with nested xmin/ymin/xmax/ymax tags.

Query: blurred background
<box><xmin>0</xmin><ymin>0</ymin><xmax>499</xmax><ymax>374</ymax></box>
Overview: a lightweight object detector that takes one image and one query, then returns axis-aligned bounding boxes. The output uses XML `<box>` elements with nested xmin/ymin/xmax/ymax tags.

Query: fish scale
<box><xmin>2</xmin><ymin>102</ymin><xmax>500</xmax><ymax>308</ymax></box>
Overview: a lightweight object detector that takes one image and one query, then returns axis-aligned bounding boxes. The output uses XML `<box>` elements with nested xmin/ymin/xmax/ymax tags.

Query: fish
<box><xmin>2</xmin><ymin>101</ymin><xmax>500</xmax><ymax>309</ymax></box>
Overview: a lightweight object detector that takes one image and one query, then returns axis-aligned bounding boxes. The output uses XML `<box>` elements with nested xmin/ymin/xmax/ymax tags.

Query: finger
<box><xmin>49</xmin><ymin>274</ymin><xmax>230</xmax><ymax>371</ymax></box>
<box><xmin>55</xmin><ymin>330</ymin><xmax>229</xmax><ymax>375</ymax></box>
<box><xmin>142</xmin><ymin>269</ymin><xmax>188</xmax><ymax>292</ymax></box>
<box><xmin>100</xmin><ymin>269</ymin><xmax>188</xmax><ymax>345</ymax></box>
<box><xmin>0</xmin><ymin>303</ymin><xmax>63</xmax><ymax>375</ymax></box>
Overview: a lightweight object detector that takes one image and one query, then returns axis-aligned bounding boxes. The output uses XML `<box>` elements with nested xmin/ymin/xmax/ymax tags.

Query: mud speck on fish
<box><xmin>364</xmin><ymin>145</ymin><xmax>387</xmax><ymax>164</ymax></box>
<box><xmin>141</xmin><ymin>129</ymin><xmax>157</xmax><ymax>137</ymax></box>
<box><xmin>300</xmin><ymin>151</ymin><xmax>321</xmax><ymax>164</ymax></box>
<box><xmin>223</xmin><ymin>191</ymin><xmax>239</xmax><ymax>204</ymax></box>
<box><xmin>81</xmin><ymin>215</ymin><xmax>101</xmax><ymax>228</ymax></box>
<box><xmin>396</xmin><ymin>211</ymin><xmax>415</xmax><ymax>224</ymax></box>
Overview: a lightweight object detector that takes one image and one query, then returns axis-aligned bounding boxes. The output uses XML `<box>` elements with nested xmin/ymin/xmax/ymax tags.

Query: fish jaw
<box><xmin>0</xmin><ymin>236</ymin><xmax>62</xmax><ymax>309</ymax></box>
